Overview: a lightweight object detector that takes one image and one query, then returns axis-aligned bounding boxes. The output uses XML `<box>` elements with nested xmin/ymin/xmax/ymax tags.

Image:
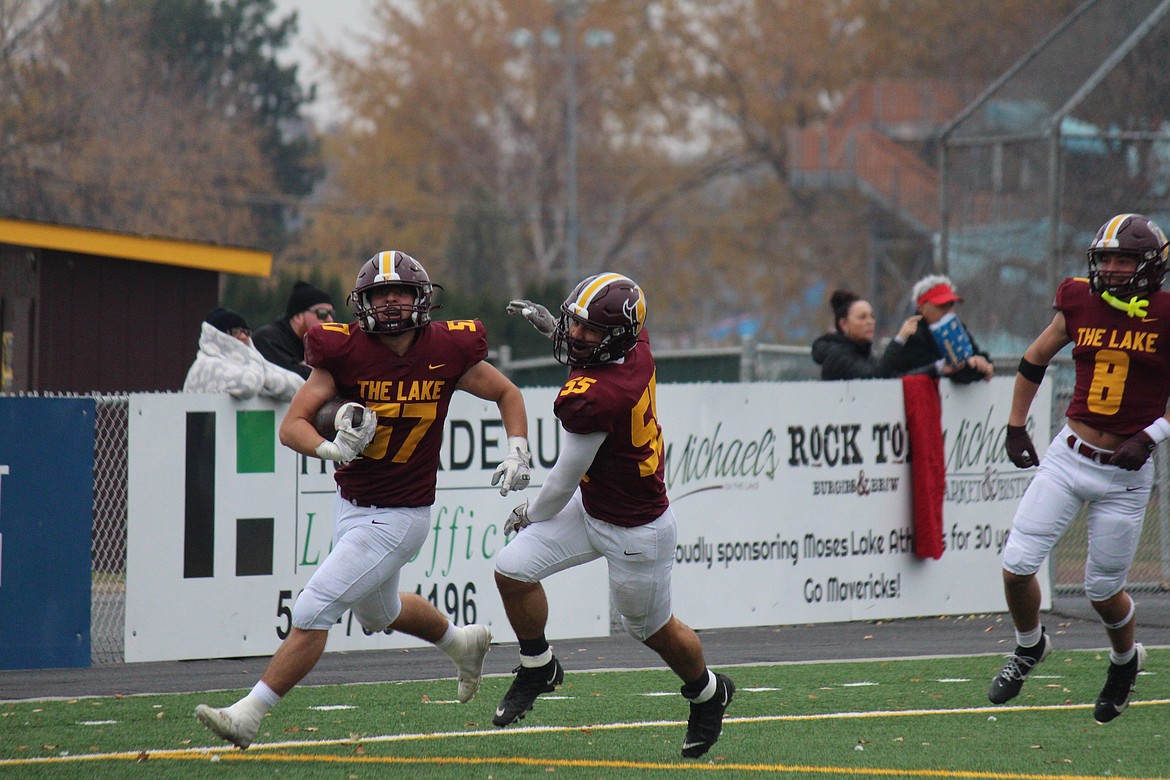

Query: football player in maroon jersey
<box><xmin>196</xmin><ymin>251</ymin><xmax>532</xmax><ymax>749</ymax></box>
<box><xmin>991</xmin><ymin>214</ymin><xmax>1170</xmax><ymax>723</ymax></box>
<box><xmin>497</xmin><ymin>273</ymin><xmax>734</xmax><ymax>758</ymax></box>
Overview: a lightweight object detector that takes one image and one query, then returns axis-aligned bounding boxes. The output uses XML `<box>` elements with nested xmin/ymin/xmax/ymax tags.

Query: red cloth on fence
<box><xmin>902</xmin><ymin>374</ymin><xmax>945</xmax><ymax>559</ymax></box>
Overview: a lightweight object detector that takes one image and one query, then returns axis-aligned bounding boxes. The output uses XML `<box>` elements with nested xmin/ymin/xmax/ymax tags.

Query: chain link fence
<box><xmin>92</xmin><ymin>396</ymin><xmax>128</xmax><ymax>666</ymax></box>
<box><xmin>30</xmin><ymin>367</ymin><xmax>1169</xmax><ymax>664</ymax></box>
<box><xmin>938</xmin><ymin>0</ymin><xmax>1170</xmax><ymax>355</ymax></box>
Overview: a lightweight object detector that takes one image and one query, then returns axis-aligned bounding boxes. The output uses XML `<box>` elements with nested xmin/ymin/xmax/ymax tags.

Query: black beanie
<box><xmin>285</xmin><ymin>281</ymin><xmax>333</xmax><ymax>319</ymax></box>
<box><xmin>205</xmin><ymin>307</ymin><xmax>249</xmax><ymax>334</ymax></box>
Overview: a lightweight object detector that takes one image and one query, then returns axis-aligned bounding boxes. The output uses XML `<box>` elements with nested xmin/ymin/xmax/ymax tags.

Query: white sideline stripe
<box><xmin>6</xmin><ymin>699</ymin><xmax>1170</xmax><ymax>765</ymax></box>
<box><xmin>248</xmin><ymin>698</ymin><xmax>1170</xmax><ymax>753</ymax></box>
<box><xmin>12</xmin><ymin>648</ymin><xmax>1169</xmax><ymax>705</ymax></box>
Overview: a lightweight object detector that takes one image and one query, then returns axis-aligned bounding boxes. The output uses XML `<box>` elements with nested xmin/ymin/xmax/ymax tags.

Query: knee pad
<box><xmin>351</xmin><ymin>592</ymin><xmax>402</xmax><ymax>634</ymax></box>
<box><xmin>620</xmin><ymin>605</ymin><xmax>671</xmax><ymax>642</ymax></box>
<box><xmin>621</xmin><ymin>614</ymin><xmax>652</xmax><ymax>642</ymax></box>
<box><xmin>1085</xmin><ymin>566</ymin><xmax>1128</xmax><ymax>603</ymax></box>
<box><xmin>493</xmin><ymin>541</ymin><xmax>522</xmax><ymax>580</ymax></box>
<box><xmin>1001</xmin><ymin>531</ymin><xmax>1045</xmax><ymax>577</ymax></box>
<box><xmin>291</xmin><ymin>583</ymin><xmax>344</xmax><ymax>631</ymax></box>
<box><xmin>493</xmin><ymin>538</ymin><xmax>542</xmax><ymax>583</ymax></box>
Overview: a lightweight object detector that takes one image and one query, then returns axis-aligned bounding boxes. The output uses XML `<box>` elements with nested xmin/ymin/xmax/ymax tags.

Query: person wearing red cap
<box><xmin>881</xmin><ymin>274</ymin><xmax>994</xmax><ymax>383</ymax></box>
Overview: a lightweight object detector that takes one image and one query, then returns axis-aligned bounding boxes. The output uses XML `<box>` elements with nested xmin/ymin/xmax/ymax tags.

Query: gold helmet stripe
<box><xmin>1096</xmin><ymin>214</ymin><xmax>1140</xmax><ymax>249</ymax></box>
<box><xmin>575</xmin><ymin>272</ymin><xmax>631</xmax><ymax>309</ymax></box>
<box><xmin>374</xmin><ymin>251</ymin><xmax>401</xmax><ymax>283</ymax></box>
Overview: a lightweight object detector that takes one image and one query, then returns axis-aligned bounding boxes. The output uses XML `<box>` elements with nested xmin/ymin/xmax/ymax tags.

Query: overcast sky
<box><xmin>273</xmin><ymin>0</ymin><xmax>377</xmax><ymax>124</ymax></box>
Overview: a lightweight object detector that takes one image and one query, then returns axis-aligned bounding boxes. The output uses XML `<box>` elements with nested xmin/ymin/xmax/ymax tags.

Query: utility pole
<box><xmin>561</xmin><ymin>0</ymin><xmax>584</xmax><ymax>287</ymax></box>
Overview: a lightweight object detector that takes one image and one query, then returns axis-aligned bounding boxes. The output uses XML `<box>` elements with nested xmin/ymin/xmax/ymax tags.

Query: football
<box><xmin>314</xmin><ymin>398</ymin><xmax>366</xmax><ymax>440</ymax></box>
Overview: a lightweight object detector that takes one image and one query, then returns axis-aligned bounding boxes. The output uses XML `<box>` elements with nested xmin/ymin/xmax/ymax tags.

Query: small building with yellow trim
<box><xmin>0</xmin><ymin>219</ymin><xmax>270</xmax><ymax>392</ymax></box>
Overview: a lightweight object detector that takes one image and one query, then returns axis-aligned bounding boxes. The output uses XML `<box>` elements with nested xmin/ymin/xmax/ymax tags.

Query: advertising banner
<box><xmin>126</xmin><ymin>377</ymin><xmax>1050</xmax><ymax>663</ymax></box>
<box><xmin>665</xmin><ymin>378</ymin><xmax>1050</xmax><ymax>627</ymax></box>
<box><xmin>126</xmin><ymin>392</ymin><xmax>607</xmax><ymax>662</ymax></box>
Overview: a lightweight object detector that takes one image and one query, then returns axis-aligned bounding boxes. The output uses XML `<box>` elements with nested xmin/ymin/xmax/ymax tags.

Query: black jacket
<box><xmin>811</xmin><ymin>332</ymin><xmax>941</xmax><ymax>381</ymax></box>
<box><xmin>880</xmin><ymin>317</ymin><xmax>992</xmax><ymax>385</ymax></box>
<box><xmin>252</xmin><ymin>318</ymin><xmax>311</xmax><ymax>379</ymax></box>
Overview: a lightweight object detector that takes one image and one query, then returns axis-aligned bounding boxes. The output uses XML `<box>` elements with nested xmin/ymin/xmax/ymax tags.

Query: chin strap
<box><xmin>1100</xmin><ymin>290</ymin><xmax>1150</xmax><ymax>318</ymax></box>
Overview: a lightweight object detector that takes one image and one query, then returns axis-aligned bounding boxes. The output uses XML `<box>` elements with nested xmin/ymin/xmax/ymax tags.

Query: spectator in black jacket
<box><xmin>252</xmin><ymin>281</ymin><xmax>336</xmax><ymax>379</ymax></box>
<box><xmin>812</xmin><ymin>289</ymin><xmax>935</xmax><ymax>380</ymax></box>
<box><xmin>882</xmin><ymin>275</ymin><xmax>994</xmax><ymax>384</ymax></box>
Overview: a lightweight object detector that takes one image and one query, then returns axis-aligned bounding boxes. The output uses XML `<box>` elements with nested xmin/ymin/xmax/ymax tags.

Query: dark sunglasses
<box><xmin>309</xmin><ymin>307</ymin><xmax>335</xmax><ymax>319</ymax></box>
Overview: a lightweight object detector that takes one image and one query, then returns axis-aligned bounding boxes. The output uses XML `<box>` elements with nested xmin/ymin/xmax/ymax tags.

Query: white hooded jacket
<box><xmin>183</xmin><ymin>321</ymin><xmax>304</xmax><ymax>401</ymax></box>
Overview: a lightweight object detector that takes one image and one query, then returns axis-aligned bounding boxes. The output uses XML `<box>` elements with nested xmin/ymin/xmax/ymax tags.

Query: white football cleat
<box><xmin>195</xmin><ymin>703</ymin><xmax>262</xmax><ymax>749</ymax></box>
<box><xmin>452</xmin><ymin>624</ymin><xmax>492</xmax><ymax>703</ymax></box>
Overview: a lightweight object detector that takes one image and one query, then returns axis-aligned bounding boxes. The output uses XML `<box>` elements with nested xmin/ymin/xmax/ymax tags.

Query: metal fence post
<box><xmin>739</xmin><ymin>334</ymin><xmax>757</xmax><ymax>382</ymax></box>
<box><xmin>1159</xmin><ymin>445</ymin><xmax>1170</xmax><ymax>587</ymax></box>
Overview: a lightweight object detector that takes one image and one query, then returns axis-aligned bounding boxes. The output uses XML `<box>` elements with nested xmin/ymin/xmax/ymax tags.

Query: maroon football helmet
<box><xmin>349</xmin><ymin>251</ymin><xmax>443</xmax><ymax>334</ymax></box>
<box><xmin>1087</xmin><ymin>213</ymin><xmax>1170</xmax><ymax>298</ymax></box>
<box><xmin>553</xmin><ymin>273</ymin><xmax>647</xmax><ymax>367</ymax></box>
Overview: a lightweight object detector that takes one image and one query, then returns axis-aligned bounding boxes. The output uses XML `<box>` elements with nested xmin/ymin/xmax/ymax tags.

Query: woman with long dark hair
<box><xmin>810</xmin><ymin>289</ymin><xmax>925</xmax><ymax>380</ymax></box>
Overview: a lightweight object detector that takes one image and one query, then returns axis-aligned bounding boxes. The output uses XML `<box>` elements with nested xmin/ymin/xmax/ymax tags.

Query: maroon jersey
<box><xmin>1058</xmin><ymin>277</ymin><xmax>1170</xmax><ymax>437</ymax></box>
<box><xmin>553</xmin><ymin>329</ymin><xmax>669</xmax><ymax>527</ymax></box>
<box><xmin>304</xmin><ymin>319</ymin><xmax>488</xmax><ymax>507</ymax></box>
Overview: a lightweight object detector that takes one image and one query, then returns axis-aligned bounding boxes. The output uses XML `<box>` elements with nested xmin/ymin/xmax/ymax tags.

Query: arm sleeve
<box><xmin>525</xmin><ymin>429</ymin><xmax>608</xmax><ymax>522</ymax></box>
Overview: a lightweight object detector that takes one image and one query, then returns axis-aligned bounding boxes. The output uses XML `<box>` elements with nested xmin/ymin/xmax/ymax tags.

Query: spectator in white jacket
<box><xmin>183</xmin><ymin>308</ymin><xmax>304</xmax><ymax>401</ymax></box>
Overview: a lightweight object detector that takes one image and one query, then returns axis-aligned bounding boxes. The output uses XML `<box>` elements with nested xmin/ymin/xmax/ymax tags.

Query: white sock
<box><xmin>230</xmin><ymin>680</ymin><xmax>280</xmax><ymax>717</ymax></box>
<box><xmin>435</xmin><ymin>624</ymin><xmax>460</xmax><ymax>656</ymax></box>
<box><xmin>1015</xmin><ymin>626</ymin><xmax>1043</xmax><ymax>649</ymax></box>
<box><xmin>1110</xmin><ymin>646</ymin><xmax>1136</xmax><ymax>666</ymax></box>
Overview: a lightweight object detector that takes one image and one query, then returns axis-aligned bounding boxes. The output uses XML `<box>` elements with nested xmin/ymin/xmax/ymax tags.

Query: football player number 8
<box><xmin>630</xmin><ymin>374</ymin><xmax>664</xmax><ymax>477</ymax></box>
<box><xmin>362</xmin><ymin>401</ymin><xmax>437</xmax><ymax>462</ymax></box>
<box><xmin>1086</xmin><ymin>348</ymin><xmax>1129</xmax><ymax>416</ymax></box>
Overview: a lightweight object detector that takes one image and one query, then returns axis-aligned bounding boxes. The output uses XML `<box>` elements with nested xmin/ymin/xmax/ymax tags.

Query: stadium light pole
<box><xmin>553</xmin><ymin>0</ymin><xmax>612</xmax><ymax>286</ymax></box>
<box><xmin>563</xmin><ymin>1</ymin><xmax>581</xmax><ymax>287</ymax></box>
<box><xmin>515</xmin><ymin>2</ymin><xmax>611</xmax><ymax>286</ymax></box>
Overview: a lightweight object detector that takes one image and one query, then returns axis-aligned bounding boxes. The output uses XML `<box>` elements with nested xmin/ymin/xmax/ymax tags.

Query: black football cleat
<box><xmin>493</xmin><ymin>656</ymin><xmax>564</xmax><ymax>727</ymax></box>
<box><xmin>1094</xmin><ymin>644</ymin><xmax>1146</xmax><ymax>724</ymax></box>
<box><xmin>681</xmin><ymin>673</ymin><xmax>735</xmax><ymax>758</ymax></box>
<box><xmin>988</xmin><ymin>630</ymin><xmax>1051</xmax><ymax>704</ymax></box>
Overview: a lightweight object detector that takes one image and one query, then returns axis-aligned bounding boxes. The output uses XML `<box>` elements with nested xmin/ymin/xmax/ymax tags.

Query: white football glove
<box><xmin>491</xmin><ymin>436</ymin><xmax>532</xmax><ymax>495</ymax></box>
<box><xmin>315</xmin><ymin>403</ymin><xmax>377</xmax><ymax>463</ymax></box>
<box><xmin>504</xmin><ymin>501</ymin><xmax>531</xmax><ymax>536</ymax></box>
<box><xmin>506</xmin><ymin>299</ymin><xmax>557</xmax><ymax>339</ymax></box>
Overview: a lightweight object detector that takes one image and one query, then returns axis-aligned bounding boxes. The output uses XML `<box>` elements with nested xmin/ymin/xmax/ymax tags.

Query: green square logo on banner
<box><xmin>236</xmin><ymin>410</ymin><xmax>276</xmax><ymax>473</ymax></box>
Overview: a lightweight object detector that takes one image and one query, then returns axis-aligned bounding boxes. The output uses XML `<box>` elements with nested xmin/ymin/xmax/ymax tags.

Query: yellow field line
<box><xmin>3</xmin><ymin>699</ymin><xmax>1168</xmax><ymax>778</ymax></box>
<box><xmin>2</xmin><ymin>751</ymin><xmax>1168</xmax><ymax>779</ymax></box>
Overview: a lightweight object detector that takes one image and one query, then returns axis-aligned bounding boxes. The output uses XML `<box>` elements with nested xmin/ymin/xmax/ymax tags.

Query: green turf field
<box><xmin>2</xmin><ymin>649</ymin><xmax>1167</xmax><ymax>778</ymax></box>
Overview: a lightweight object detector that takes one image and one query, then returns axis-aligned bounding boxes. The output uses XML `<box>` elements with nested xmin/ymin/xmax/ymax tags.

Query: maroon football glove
<box><xmin>1005</xmin><ymin>424</ymin><xmax>1039</xmax><ymax>468</ymax></box>
<box><xmin>1109</xmin><ymin>431</ymin><xmax>1156</xmax><ymax>471</ymax></box>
